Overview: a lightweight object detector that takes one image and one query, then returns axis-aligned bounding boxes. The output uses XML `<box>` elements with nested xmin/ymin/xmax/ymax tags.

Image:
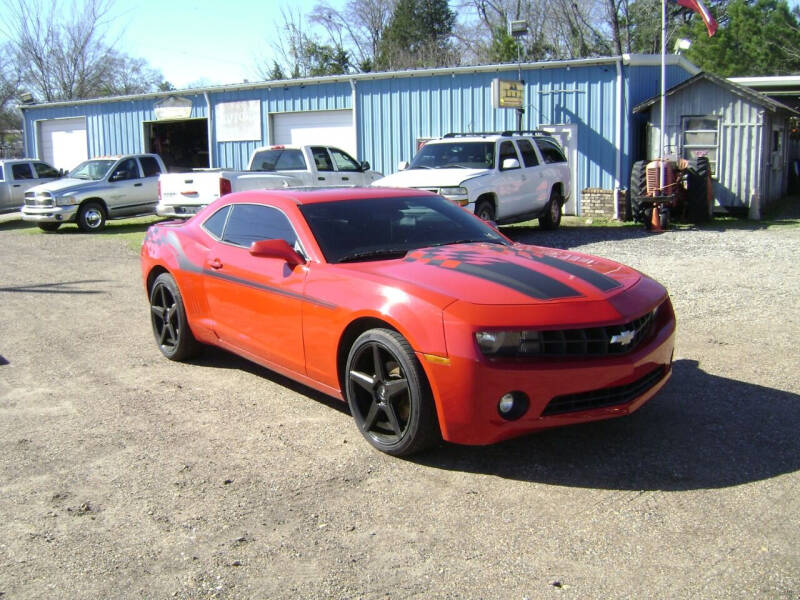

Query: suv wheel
<box><xmin>539</xmin><ymin>189</ymin><xmax>562</xmax><ymax>230</ymax></box>
<box><xmin>476</xmin><ymin>200</ymin><xmax>495</xmax><ymax>222</ymax></box>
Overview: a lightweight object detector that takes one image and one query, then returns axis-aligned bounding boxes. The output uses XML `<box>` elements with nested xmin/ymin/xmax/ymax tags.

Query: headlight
<box><xmin>55</xmin><ymin>196</ymin><xmax>78</xmax><ymax>206</ymax></box>
<box><xmin>475</xmin><ymin>330</ymin><xmax>541</xmax><ymax>356</ymax></box>
<box><xmin>438</xmin><ymin>186</ymin><xmax>468</xmax><ymax>197</ymax></box>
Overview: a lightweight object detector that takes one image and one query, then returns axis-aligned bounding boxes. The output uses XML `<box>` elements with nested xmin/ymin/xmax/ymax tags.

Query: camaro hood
<box><xmin>372</xmin><ymin>168</ymin><xmax>487</xmax><ymax>188</ymax></box>
<box><xmin>342</xmin><ymin>242</ymin><xmax>643</xmax><ymax>306</ymax></box>
<box><xmin>29</xmin><ymin>178</ymin><xmax>102</xmax><ymax>195</ymax></box>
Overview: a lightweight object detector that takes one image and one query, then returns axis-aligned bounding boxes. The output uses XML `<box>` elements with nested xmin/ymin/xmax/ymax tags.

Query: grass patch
<box><xmin>24</xmin><ymin>215</ymin><xmax>166</xmax><ymax>251</ymax></box>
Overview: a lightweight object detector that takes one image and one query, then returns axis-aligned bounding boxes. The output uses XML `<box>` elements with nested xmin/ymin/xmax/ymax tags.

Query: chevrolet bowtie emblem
<box><xmin>610</xmin><ymin>329</ymin><xmax>636</xmax><ymax>346</ymax></box>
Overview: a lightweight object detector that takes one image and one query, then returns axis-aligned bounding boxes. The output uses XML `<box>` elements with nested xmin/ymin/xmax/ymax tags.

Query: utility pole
<box><xmin>509</xmin><ymin>20</ymin><xmax>528</xmax><ymax>131</ymax></box>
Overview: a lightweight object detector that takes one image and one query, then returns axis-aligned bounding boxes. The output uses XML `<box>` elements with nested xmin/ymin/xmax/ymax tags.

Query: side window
<box><xmin>516</xmin><ymin>139</ymin><xmax>539</xmax><ymax>167</ymax></box>
<box><xmin>329</xmin><ymin>148</ymin><xmax>360</xmax><ymax>172</ymax></box>
<box><xmin>33</xmin><ymin>162</ymin><xmax>60</xmax><ymax>178</ymax></box>
<box><xmin>222</xmin><ymin>204</ymin><xmax>298</xmax><ymax>248</ymax></box>
<box><xmin>0</xmin><ymin>165</ymin><xmax>4</xmax><ymax>180</ymax></box>
<box><xmin>139</xmin><ymin>156</ymin><xmax>162</xmax><ymax>177</ymax></box>
<box><xmin>12</xmin><ymin>163</ymin><xmax>34</xmax><ymax>179</ymax></box>
<box><xmin>310</xmin><ymin>147</ymin><xmax>334</xmax><ymax>172</ymax></box>
<box><xmin>498</xmin><ymin>141</ymin><xmax>520</xmax><ymax>170</ymax></box>
<box><xmin>203</xmin><ymin>205</ymin><xmax>231</xmax><ymax>239</ymax></box>
<box><xmin>536</xmin><ymin>139</ymin><xmax>567</xmax><ymax>164</ymax></box>
<box><xmin>111</xmin><ymin>158</ymin><xmax>140</xmax><ymax>181</ymax></box>
<box><xmin>274</xmin><ymin>150</ymin><xmax>307</xmax><ymax>171</ymax></box>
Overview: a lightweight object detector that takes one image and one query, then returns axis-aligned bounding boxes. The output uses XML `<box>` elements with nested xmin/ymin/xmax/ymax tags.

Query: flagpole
<box><xmin>660</xmin><ymin>0</ymin><xmax>666</xmax><ymax>192</ymax></box>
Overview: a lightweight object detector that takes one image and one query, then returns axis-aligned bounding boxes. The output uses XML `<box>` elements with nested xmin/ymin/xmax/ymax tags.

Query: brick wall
<box><xmin>580</xmin><ymin>188</ymin><xmax>629</xmax><ymax>220</ymax></box>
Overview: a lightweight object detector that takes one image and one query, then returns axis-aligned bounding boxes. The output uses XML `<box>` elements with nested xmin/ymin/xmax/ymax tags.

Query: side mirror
<box><xmin>360</xmin><ymin>160</ymin><xmax>371</xmax><ymax>172</ymax></box>
<box><xmin>501</xmin><ymin>158</ymin><xmax>520</xmax><ymax>171</ymax></box>
<box><xmin>110</xmin><ymin>171</ymin><xmax>126</xmax><ymax>182</ymax></box>
<box><xmin>398</xmin><ymin>161</ymin><xmax>409</xmax><ymax>171</ymax></box>
<box><xmin>249</xmin><ymin>239</ymin><xmax>306</xmax><ymax>267</ymax></box>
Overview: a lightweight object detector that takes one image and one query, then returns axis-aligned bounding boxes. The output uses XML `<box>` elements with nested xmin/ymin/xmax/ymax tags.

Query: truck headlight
<box><xmin>439</xmin><ymin>186</ymin><xmax>467</xmax><ymax>197</ymax></box>
<box><xmin>55</xmin><ymin>196</ymin><xmax>78</xmax><ymax>206</ymax></box>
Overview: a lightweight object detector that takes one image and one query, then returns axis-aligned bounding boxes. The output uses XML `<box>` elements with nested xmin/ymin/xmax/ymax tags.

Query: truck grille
<box><xmin>24</xmin><ymin>192</ymin><xmax>55</xmax><ymax>207</ymax></box>
<box><xmin>541</xmin><ymin>365</ymin><xmax>667</xmax><ymax>416</ymax></box>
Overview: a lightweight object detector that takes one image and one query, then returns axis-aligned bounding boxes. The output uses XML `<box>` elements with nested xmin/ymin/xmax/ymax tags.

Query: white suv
<box><xmin>373</xmin><ymin>131</ymin><xmax>570</xmax><ymax>229</ymax></box>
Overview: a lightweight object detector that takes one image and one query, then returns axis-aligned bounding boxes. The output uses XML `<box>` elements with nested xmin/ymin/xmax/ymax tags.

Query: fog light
<box><xmin>497</xmin><ymin>391</ymin><xmax>529</xmax><ymax>421</ymax></box>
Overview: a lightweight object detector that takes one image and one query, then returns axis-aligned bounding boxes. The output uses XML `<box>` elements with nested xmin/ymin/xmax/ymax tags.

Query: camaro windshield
<box><xmin>299</xmin><ymin>195</ymin><xmax>507</xmax><ymax>263</ymax></box>
<box><xmin>409</xmin><ymin>141</ymin><xmax>495</xmax><ymax>170</ymax></box>
<box><xmin>69</xmin><ymin>160</ymin><xmax>116</xmax><ymax>180</ymax></box>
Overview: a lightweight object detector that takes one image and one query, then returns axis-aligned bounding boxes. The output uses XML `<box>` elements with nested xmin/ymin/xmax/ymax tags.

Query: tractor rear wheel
<box><xmin>687</xmin><ymin>157</ymin><xmax>712</xmax><ymax>223</ymax></box>
<box><xmin>630</xmin><ymin>160</ymin><xmax>648</xmax><ymax>223</ymax></box>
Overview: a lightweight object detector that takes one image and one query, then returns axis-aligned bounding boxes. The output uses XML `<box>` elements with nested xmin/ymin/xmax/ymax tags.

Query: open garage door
<box><xmin>272</xmin><ymin>110</ymin><xmax>356</xmax><ymax>157</ymax></box>
<box><xmin>37</xmin><ymin>117</ymin><xmax>88</xmax><ymax>172</ymax></box>
<box><xmin>144</xmin><ymin>119</ymin><xmax>209</xmax><ymax>172</ymax></box>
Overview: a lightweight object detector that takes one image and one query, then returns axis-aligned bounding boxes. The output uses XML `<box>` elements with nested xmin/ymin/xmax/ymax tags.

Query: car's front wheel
<box><xmin>77</xmin><ymin>201</ymin><xmax>107</xmax><ymax>232</ymax></box>
<box><xmin>475</xmin><ymin>200</ymin><xmax>495</xmax><ymax>222</ymax></box>
<box><xmin>345</xmin><ymin>328</ymin><xmax>439</xmax><ymax>456</ymax></box>
<box><xmin>149</xmin><ymin>272</ymin><xmax>199</xmax><ymax>361</ymax></box>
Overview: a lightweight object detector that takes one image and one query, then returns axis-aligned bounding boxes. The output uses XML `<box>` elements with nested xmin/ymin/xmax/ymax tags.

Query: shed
<box><xmin>20</xmin><ymin>54</ymin><xmax>699</xmax><ymax>217</ymax></box>
<box><xmin>633</xmin><ymin>71</ymin><xmax>797</xmax><ymax>218</ymax></box>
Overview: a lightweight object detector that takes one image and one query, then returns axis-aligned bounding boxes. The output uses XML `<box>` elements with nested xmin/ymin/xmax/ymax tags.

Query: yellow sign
<box><xmin>492</xmin><ymin>78</ymin><xmax>524</xmax><ymax>109</ymax></box>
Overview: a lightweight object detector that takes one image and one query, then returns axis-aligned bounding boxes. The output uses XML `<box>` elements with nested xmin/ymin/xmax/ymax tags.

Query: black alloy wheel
<box><xmin>77</xmin><ymin>201</ymin><xmax>106</xmax><ymax>232</ymax></box>
<box><xmin>149</xmin><ymin>272</ymin><xmax>199</xmax><ymax>361</ymax></box>
<box><xmin>345</xmin><ymin>329</ymin><xmax>439</xmax><ymax>456</ymax></box>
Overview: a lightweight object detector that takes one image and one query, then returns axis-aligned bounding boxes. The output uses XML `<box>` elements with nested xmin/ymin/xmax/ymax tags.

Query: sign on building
<box><xmin>491</xmin><ymin>79</ymin><xmax>524</xmax><ymax>110</ymax></box>
<box><xmin>216</xmin><ymin>100</ymin><xmax>262</xmax><ymax>142</ymax></box>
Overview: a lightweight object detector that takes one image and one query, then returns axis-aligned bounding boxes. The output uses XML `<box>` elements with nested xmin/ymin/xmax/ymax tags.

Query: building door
<box><xmin>144</xmin><ymin>119</ymin><xmax>209</xmax><ymax>172</ymax></box>
<box><xmin>37</xmin><ymin>117</ymin><xmax>88</xmax><ymax>172</ymax></box>
<box><xmin>540</xmin><ymin>124</ymin><xmax>579</xmax><ymax>215</ymax></box>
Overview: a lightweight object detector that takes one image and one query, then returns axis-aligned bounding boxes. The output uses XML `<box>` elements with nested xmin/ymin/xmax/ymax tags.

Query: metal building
<box><xmin>20</xmin><ymin>54</ymin><xmax>698</xmax><ymax>216</ymax></box>
<box><xmin>634</xmin><ymin>71</ymin><xmax>797</xmax><ymax>217</ymax></box>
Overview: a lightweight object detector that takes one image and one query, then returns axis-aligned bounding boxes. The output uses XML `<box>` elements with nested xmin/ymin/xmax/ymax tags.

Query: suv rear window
<box><xmin>516</xmin><ymin>139</ymin><xmax>539</xmax><ymax>167</ymax></box>
<box><xmin>535</xmin><ymin>139</ymin><xmax>567</xmax><ymax>164</ymax></box>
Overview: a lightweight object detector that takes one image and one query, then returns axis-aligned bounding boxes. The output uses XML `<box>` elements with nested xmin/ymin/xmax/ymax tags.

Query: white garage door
<box><xmin>271</xmin><ymin>110</ymin><xmax>356</xmax><ymax>157</ymax></box>
<box><xmin>37</xmin><ymin>117</ymin><xmax>88</xmax><ymax>172</ymax></box>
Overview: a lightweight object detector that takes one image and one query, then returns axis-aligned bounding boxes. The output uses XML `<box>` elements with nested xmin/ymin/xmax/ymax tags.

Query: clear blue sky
<box><xmin>111</xmin><ymin>0</ymin><xmax>324</xmax><ymax>88</ymax></box>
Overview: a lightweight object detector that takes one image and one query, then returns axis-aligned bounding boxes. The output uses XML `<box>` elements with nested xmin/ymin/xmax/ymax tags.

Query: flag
<box><xmin>676</xmin><ymin>0</ymin><xmax>718</xmax><ymax>36</ymax></box>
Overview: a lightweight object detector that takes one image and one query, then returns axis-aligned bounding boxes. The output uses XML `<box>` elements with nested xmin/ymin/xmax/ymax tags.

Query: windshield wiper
<box><xmin>337</xmin><ymin>248</ymin><xmax>409</xmax><ymax>263</ymax></box>
<box><xmin>428</xmin><ymin>238</ymin><xmax>506</xmax><ymax>247</ymax></box>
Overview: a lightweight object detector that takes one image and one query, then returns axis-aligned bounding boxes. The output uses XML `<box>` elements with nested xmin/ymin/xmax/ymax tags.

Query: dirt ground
<box><xmin>1</xmin><ymin>212</ymin><xmax>798</xmax><ymax>599</ymax></box>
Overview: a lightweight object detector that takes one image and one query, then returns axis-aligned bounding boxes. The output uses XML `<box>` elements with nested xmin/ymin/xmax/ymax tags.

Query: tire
<box><xmin>538</xmin><ymin>188</ymin><xmax>563</xmax><ymax>230</ymax></box>
<box><xmin>687</xmin><ymin>157</ymin><xmax>712</xmax><ymax>223</ymax></box>
<box><xmin>77</xmin><ymin>201</ymin><xmax>106</xmax><ymax>232</ymax></box>
<box><xmin>475</xmin><ymin>199</ymin><xmax>495</xmax><ymax>222</ymax></box>
<box><xmin>149</xmin><ymin>272</ymin><xmax>200</xmax><ymax>361</ymax></box>
<box><xmin>630</xmin><ymin>160</ymin><xmax>648</xmax><ymax>223</ymax></box>
<box><xmin>37</xmin><ymin>223</ymin><xmax>60</xmax><ymax>232</ymax></box>
<box><xmin>345</xmin><ymin>328</ymin><xmax>440</xmax><ymax>456</ymax></box>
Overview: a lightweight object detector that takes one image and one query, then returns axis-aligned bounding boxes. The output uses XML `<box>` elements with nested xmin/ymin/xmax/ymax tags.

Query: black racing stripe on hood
<box><xmin>454</xmin><ymin>261</ymin><xmax>582</xmax><ymax>300</ymax></box>
<box><xmin>534</xmin><ymin>255</ymin><xmax>622</xmax><ymax>292</ymax></box>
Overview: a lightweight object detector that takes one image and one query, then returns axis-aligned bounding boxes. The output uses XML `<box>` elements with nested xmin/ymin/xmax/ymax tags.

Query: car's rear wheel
<box><xmin>475</xmin><ymin>200</ymin><xmax>495</xmax><ymax>222</ymax></box>
<box><xmin>37</xmin><ymin>223</ymin><xmax>60</xmax><ymax>232</ymax></box>
<box><xmin>345</xmin><ymin>328</ymin><xmax>439</xmax><ymax>456</ymax></box>
<box><xmin>539</xmin><ymin>188</ymin><xmax>562</xmax><ymax>230</ymax></box>
<box><xmin>77</xmin><ymin>201</ymin><xmax>106</xmax><ymax>232</ymax></box>
<box><xmin>149</xmin><ymin>272</ymin><xmax>199</xmax><ymax>361</ymax></box>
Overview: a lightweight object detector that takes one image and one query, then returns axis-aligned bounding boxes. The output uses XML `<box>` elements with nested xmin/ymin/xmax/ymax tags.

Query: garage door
<box><xmin>271</xmin><ymin>110</ymin><xmax>356</xmax><ymax>157</ymax></box>
<box><xmin>37</xmin><ymin>118</ymin><xmax>88</xmax><ymax>172</ymax></box>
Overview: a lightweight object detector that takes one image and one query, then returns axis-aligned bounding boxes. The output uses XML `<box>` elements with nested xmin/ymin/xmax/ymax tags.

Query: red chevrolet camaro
<box><xmin>141</xmin><ymin>187</ymin><xmax>675</xmax><ymax>456</ymax></box>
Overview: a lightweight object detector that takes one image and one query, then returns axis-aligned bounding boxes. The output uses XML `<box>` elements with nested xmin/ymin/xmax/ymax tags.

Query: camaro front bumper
<box><xmin>421</xmin><ymin>301</ymin><xmax>676</xmax><ymax>446</ymax></box>
<box><xmin>21</xmin><ymin>205</ymin><xmax>78</xmax><ymax>223</ymax></box>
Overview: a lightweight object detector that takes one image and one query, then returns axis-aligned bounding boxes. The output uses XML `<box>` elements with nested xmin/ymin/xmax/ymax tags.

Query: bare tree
<box><xmin>0</xmin><ymin>43</ymin><xmax>23</xmax><ymax>130</ymax></box>
<box><xmin>1</xmin><ymin>0</ymin><xmax>163</xmax><ymax>102</ymax></box>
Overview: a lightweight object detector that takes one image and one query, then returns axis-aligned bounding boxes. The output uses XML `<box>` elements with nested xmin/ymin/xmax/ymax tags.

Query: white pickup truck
<box><xmin>372</xmin><ymin>131</ymin><xmax>571</xmax><ymax>229</ymax></box>
<box><xmin>156</xmin><ymin>144</ymin><xmax>382</xmax><ymax>217</ymax></box>
<box><xmin>0</xmin><ymin>159</ymin><xmax>61</xmax><ymax>214</ymax></box>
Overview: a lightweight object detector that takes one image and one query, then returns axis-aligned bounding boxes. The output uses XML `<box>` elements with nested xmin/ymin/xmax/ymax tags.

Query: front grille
<box><xmin>24</xmin><ymin>192</ymin><xmax>54</xmax><ymax>207</ymax></box>
<box><xmin>541</xmin><ymin>365</ymin><xmax>667</xmax><ymax>416</ymax></box>
<box><xmin>646</xmin><ymin>164</ymin><xmax>659</xmax><ymax>193</ymax></box>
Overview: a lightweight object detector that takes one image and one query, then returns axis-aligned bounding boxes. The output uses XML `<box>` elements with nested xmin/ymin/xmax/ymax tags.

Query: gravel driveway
<box><xmin>1</xmin><ymin>211</ymin><xmax>798</xmax><ymax>599</ymax></box>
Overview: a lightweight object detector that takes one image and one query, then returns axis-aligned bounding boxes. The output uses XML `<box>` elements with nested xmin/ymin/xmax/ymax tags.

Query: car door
<box><xmin>107</xmin><ymin>157</ymin><xmax>148</xmax><ymax>215</ymax></box>
<box><xmin>494</xmin><ymin>140</ymin><xmax>527</xmax><ymax>219</ymax></box>
<box><xmin>202</xmin><ymin>203</ymin><xmax>307</xmax><ymax>374</ymax></box>
<box><xmin>516</xmin><ymin>138</ymin><xmax>549</xmax><ymax>213</ymax></box>
<box><xmin>136</xmin><ymin>156</ymin><xmax>163</xmax><ymax>211</ymax></box>
<box><xmin>8</xmin><ymin>163</ymin><xmax>37</xmax><ymax>209</ymax></box>
<box><xmin>309</xmin><ymin>147</ymin><xmax>337</xmax><ymax>185</ymax></box>
<box><xmin>328</xmin><ymin>147</ymin><xmax>364</xmax><ymax>185</ymax></box>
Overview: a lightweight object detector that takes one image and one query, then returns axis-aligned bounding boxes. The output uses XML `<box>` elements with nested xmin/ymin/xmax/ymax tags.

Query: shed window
<box><xmin>682</xmin><ymin>116</ymin><xmax>719</xmax><ymax>176</ymax></box>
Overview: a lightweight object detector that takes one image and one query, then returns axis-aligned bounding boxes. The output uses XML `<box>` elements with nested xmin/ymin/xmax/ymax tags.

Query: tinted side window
<box><xmin>329</xmin><ymin>148</ymin><xmax>360</xmax><ymax>172</ymax></box>
<box><xmin>33</xmin><ymin>162</ymin><xmax>60</xmax><ymax>178</ymax></box>
<box><xmin>536</xmin><ymin>139</ymin><xmax>567</xmax><ymax>164</ymax></box>
<box><xmin>139</xmin><ymin>156</ymin><xmax>162</xmax><ymax>177</ymax></box>
<box><xmin>310</xmin><ymin>147</ymin><xmax>334</xmax><ymax>171</ymax></box>
<box><xmin>275</xmin><ymin>150</ymin><xmax>306</xmax><ymax>170</ymax></box>
<box><xmin>112</xmin><ymin>158</ymin><xmax>140</xmax><ymax>180</ymax></box>
<box><xmin>498</xmin><ymin>141</ymin><xmax>520</xmax><ymax>170</ymax></box>
<box><xmin>203</xmin><ymin>205</ymin><xmax>230</xmax><ymax>239</ymax></box>
<box><xmin>516</xmin><ymin>140</ymin><xmax>539</xmax><ymax>167</ymax></box>
<box><xmin>12</xmin><ymin>163</ymin><xmax>33</xmax><ymax>179</ymax></box>
<box><xmin>222</xmin><ymin>204</ymin><xmax>298</xmax><ymax>248</ymax></box>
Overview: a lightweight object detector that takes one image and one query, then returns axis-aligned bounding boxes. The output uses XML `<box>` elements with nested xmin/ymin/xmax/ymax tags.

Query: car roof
<box><xmin>224</xmin><ymin>186</ymin><xmax>437</xmax><ymax>206</ymax></box>
<box><xmin>426</xmin><ymin>132</ymin><xmax>560</xmax><ymax>145</ymax></box>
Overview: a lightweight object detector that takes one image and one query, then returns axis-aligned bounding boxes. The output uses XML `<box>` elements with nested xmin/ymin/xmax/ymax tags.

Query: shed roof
<box><xmin>633</xmin><ymin>71</ymin><xmax>797</xmax><ymax>114</ymax></box>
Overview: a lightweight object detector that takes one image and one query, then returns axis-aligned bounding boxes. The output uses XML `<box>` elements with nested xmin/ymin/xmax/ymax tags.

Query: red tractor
<box><xmin>630</xmin><ymin>156</ymin><xmax>713</xmax><ymax>229</ymax></box>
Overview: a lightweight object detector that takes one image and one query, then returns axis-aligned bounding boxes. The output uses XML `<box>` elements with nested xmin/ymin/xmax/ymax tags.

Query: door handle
<box><xmin>209</xmin><ymin>258</ymin><xmax>223</xmax><ymax>269</ymax></box>
<box><xmin>341</xmin><ymin>176</ymin><xmax>349</xmax><ymax>181</ymax></box>
<box><xmin>318</xmin><ymin>176</ymin><xmax>326</xmax><ymax>181</ymax></box>
<box><xmin>134</xmin><ymin>183</ymin><xmax>143</xmax><ymax>187</ymax></box>
<box><xmin>12</xmin><ymin>184</ymin><xmax>21</xmax><ymax>187</ymax></box>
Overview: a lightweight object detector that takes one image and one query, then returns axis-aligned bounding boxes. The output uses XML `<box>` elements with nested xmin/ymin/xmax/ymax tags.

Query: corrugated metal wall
<box><xmin>643</xmin><ymin>79</ymin><xmax>766</xmax><ymax>208</ymax></box>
